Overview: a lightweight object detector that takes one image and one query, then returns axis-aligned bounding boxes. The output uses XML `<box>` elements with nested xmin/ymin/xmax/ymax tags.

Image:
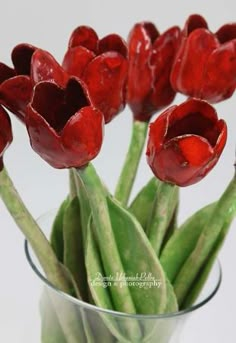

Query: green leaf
<box><xmin>107</xmin><ymin>196</ymin><xmax>167</xmax><ymax>314</ymax></box>
<box><xmin>174</xmin><ymin>177</ymin><xmax>236</xmax><ymax>306</ymax></box>
<box><xmin>182</xmin><ymin>213</ymin><xmax>235</xmax><ymax>309</ymax></box>
<box><xmin>86</xmin><ymin>216</ymin><xmax>132</xmax><ymax>342</ymax></box>
<box><xmin>129</xmin><ymin>177</ymin><xmax>159</xmax><ymax>231</ymax></box>
<box><xmin>50</xmin><ymin>198</ymin><xmax>69</xmax><ymax>262</ymax></box>
<box><xmin>63</xmin><ymin>197</ymin><xmax>88</xmax><ymax>301</ymax></box>
<box><xmin>160</xmin><ymin>203</ymin><xmax>215</xmax><ymax>284</ymax></box>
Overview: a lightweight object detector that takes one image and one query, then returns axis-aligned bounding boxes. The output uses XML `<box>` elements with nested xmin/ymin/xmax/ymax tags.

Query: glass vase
<box><xmin>24</xmin><ymin>210</ymin><xmax>222</xmax><ymax>343</ymax></box>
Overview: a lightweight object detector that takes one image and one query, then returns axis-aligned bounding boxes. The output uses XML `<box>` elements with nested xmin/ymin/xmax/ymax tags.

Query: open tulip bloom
<box><xmin>0</xmin><ymin>14</ymin><xmax>236</xmax><ymax>342</ymax></box>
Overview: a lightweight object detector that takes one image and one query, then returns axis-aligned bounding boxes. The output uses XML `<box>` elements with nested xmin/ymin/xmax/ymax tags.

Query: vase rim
<box><xmin>24</xmin><ymin>239</ymin><xmax>222</xmax><ymax>320</ymax></box>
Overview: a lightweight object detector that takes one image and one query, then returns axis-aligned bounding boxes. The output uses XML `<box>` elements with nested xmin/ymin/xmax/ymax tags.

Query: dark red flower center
<box><xmin>32</xmin><ymin>79</ymin><xmax>89</xmax><ymax>134</ymax></box>
<box><xmin>165</xmin><ymin>112</ymin><xmax>220</xmax><ymax>147</ymax></box>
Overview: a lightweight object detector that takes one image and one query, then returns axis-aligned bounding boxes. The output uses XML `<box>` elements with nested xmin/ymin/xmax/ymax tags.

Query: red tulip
<box><xmin>127</xmin><ymin>22</ymin><xmax>181</xmax><ymax>122</ymax></box>
<box><xmin>29</xmin><ymin>26</ymin><xmax>128</xmax><ymax>124</ymax></box>
<box><xmin>26</xmin><ymin>77</ymin><xmax>104</xmax><ymax>169</ymax></box>
<box><xmin>146</xmin><ymin>98</ymin><xmax>227</xmax><ymax>187</ymax></box>
<box><xmin>0</xmin><ymin>44</ymin><xmax>36</xmax><ymax>121</ymax></box>
<box><xmin>0</xmin><ymin>105</ymin><xmax>13</xmax><ymax>170</ymax></box>
<box><xmin>170</xmin><ymin>14</ymin><xmax>236</xmax><ymax>103</ymax></box>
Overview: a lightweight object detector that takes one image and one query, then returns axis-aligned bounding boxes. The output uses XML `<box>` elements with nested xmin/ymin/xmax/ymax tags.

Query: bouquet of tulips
<box><xmin>0</xmin><ymin>13</ymin><xmax>236</xmax><ymax>342</ymax></box>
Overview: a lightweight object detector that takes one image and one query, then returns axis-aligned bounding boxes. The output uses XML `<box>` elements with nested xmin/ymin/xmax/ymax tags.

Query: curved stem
<box><xmin>0</xmin><ymin>168</ymin><xmax>71</xmax><ymax>293</ymax></box>
<box><xmin>115</xmin><ymin>120</ymin><xmax>148</xmax><ymax>206</ymax></box>
<box><xmin>0</xmin><ymin>167</ymin><xmax>85</xmax><ymax>342</ymax></box>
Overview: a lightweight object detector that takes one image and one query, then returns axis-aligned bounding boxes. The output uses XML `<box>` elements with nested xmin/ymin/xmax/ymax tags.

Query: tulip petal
<box><xmin>62</xmin><ymin>106</ymin><xmax>104</xmax><ymax>167</ymax></box>
<box><xmin>202</xmin><ymin>41</ymin><xmax>236</xmax><ymax>102</ymax></box>
<box><xmin>62</xmin><ymin>46</ymin><xmax>95</xmax><ymax>78</ymax></box>
<box><xmin>98</xmin><ymin>34</ymin><xmax>128</xmax><ymax>58</ymax></box>
<box><xmin>82</xmin><ymin>52</ymin><xmax>128</xmax><ymax>123</ymax></box>
<box><xmin>30</xmin><ymin>78</ymin><xmax>89</xmax><ymax>134</ymax></box>
<box><xmin>149</xmin><ymin>26</ymin><xmax>180</xmax><ymax>111</ymax></box>
<box><xmin>11</xmin><ymin>43</ymin><xmax>36</xmax><ymax>75</ymax></box>
<box><xmin>216</xmin><ymin>23</ymin><xmax>236</xmax><ymax>44</ymax></box>
<box><xmin>0</xmin><ymin>63</ymin><xmax>16</xmax><ymax>84</ymax></box>
<box><xmin>183</xmin><ymin>14</ymin><xmax>208</xmax><ymax>36</ymax></box>
<box><xmin>171</xmin><ymin>29</ymin><xmax>219</xmax><ymax>98</ymax></box>
<box><xmin>214</xmin><ymin>120</ymin><xmax>227</xmax><ymax>156</ymax></box>
<box><xmin>150</xmin><ymin>135</ymin><xmax>214</xmax><ymax>187</ymax></box>
<box><xmin>26</xmin><ymin>102</ymin><xmax>63</xmax><ymax>168</ymax></box>
<box><xmin>0</xmin><ymin>105</ymin><xmax>13</xmax><ymax>170</ymax></box>
<box><xmin>146</xmin><ymin>105</ymin><xmax>176</xmax><ymax>160</ymax></box>
<box><xmin>68</xmin><ymin>26</ymin><xmax>98</xmax><ymax>53</ymax></box>
<box><xmin>166</xmin><ymin>99</ymin><xmax>221</xmax><ymax>147</ymax></box>
<box><xmin>127</xmin><ymin>22</ymin><xmax>158</xmax><ymax>118</ymax></box>
<box><xmin>0</xmin><ymin>75</ymin><xmax>32</xmax><ymax>121</ymax></box>
<box><xmin>31</xmin><ymin>49</ymin><xmax>69</xmax><ymax>87</ymax></box>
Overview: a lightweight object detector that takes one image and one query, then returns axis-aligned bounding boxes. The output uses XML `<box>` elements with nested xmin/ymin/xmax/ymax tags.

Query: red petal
<box><xmin>82</xmin><ymin>52</ymin><xmax>128</xmax><ymax>123</ymax></box>
<box><xmin>68</xmin><ymin>26</ymin><xmax>98</xmax><ymax>53</ymax></box>
<box><xmin>146</xmin><ymin>105</ymin><xmax>176</xmax><ymax>159</ymax></box>
<box><xmin>11</xmin><ymin>43</ymin><xmax>37</xmax><ymax>75</ymax></box>
<box><xmin>149</xmin><ymin>26</ymin><xmax>180</xmax><ymax>112</ymax></box>
<box><xmin>62</xmin><ymin>46</ymin><xmax>95</xmax><ymax>78</ymax></box>
<box><xmin>147</xmin><ymin>135</ymin><xmax>215</xmax><ymax>187</ymax></box>
<box><xmin>214</xmin><ymin>119</ymin><xmax>227</xmax><ymax>156</ymax></box>
<box><xmin>0</xmin><ymin>75</ymin><xmax>32</xmax><ymax>121</ymax></box>
<box><xmin>62</xmin><ymin>106</ymin><xmax>104</xmax><ymax>167</ymax></box>
<box><xmin>0</xmin><ymin>63</ymin><xmax>16</xmax><ymax>84</ymax></box>
<box><xmin>165</xmin><ymin>99</ymin><xmax>222</xmax><ymax>147</ymax></box>
<box><xmin>202</xmin><ymin>41</ymin><xmax>236</xmax><ymax>102</ymax></box>
<box><xmin>183</xmin><ymin>14</ymin><xmax>208</xmax><ymax>36</ymax></box>
<box><xmin>98</xmin><ymin>34</ymin><xmax>128</xmax><ymax>58</ymax></box>
<box><xmin>127</xmin><ymin>22</ymin><xmax>158</xmax><ymax>118</ymax></box>
<box><xmin>26</xmin><ymin>81</ymin><xmax>103</xmax><ymax>169</ymax></box>
<box><xmin>170</xmin><ymin>29</ymin><xmax>219</xmax><ymax>98</ymax></box>
<box><xmin>0</xmin><ymin>105</ymin><xmax>13</xmax><ymax>170</ymax></box>
<box><xmin>216</xmin><ymin>23</ymin><xmax>236</xmax><ymax>43</ymax></box>
<box><xmin>31</xmin><ymin>49</ymin><xmax>69</xmax><ymax>87</ymax></box>
<box><xmin>26</xmin><ymin>102</ymin><xmax>64</xmax><ymax>168</ymax></box>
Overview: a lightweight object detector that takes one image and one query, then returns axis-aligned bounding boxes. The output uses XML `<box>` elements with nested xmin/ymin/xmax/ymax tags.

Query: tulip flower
<box><xmin>63</xmin><ymin>26</ymin><xmax>128</xmax><ymax>123</ymax></box>
<box><xmin>127</xmin><ymin>22</ymin><xmax>181</xmax><ymax>122</ymax></box>
<box><xmin>30</xmin><ymin>26</ymin><xmax>128</xmax><ymax>124</ymax></box>
<box><xmin>170</xmin><ymin>14</ymin><xmax>236</xmax><ymax>103</ymax></box>
<box><xmin>0</xmin><ymin>44</ymin><xmax>36</xmax><ymax>121</ymax></box>
<box><xmin>26</xmin><ymin>77</ymin><xmax>104</xmax><ymax>169</ymax></box>
<box><xmin>0</xmin><ymin>105</ymin><xmax>13</xmax><ymax>170</ymax></box>
<box><xmin>146</xmin><ymin>98</ymin><xmax>227</xmax><ymax>187</ymax></box>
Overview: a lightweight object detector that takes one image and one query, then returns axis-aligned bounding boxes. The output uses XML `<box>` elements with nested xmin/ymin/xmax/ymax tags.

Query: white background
<box><xmin>0</xmin><ymin>0</ymin><xmax>236</xmax><ymax>342</ymax></box>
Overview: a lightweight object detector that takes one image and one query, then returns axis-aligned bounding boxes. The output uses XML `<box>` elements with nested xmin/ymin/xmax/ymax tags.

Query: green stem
<box><xmin>115</xmin><ymin>120</ymin><xmax>148</xmax><ymax>206</ymax></box>
<box><xmin>147</xmin><ymin>182</ymin><xmax>178</xmax><ymax>256</ymax></box>
<box><xmin>77</xmin><ymin>163</ymin><xmax>137</xmax><ymax>314</ymax></box>
<box><xmin>0</xmin><ymin>168</ymin><xmax>85</xmax><ymax>343</ymax></box>
<box><xmin>174</xmin><ymin>175</ymin><xmax>236</xmax><ymax>305</ymax></box>
<box><xmin>0</xmin><ymin>168</ymin><xmax>71</xmax><ymax>293</ymax></box>
<box><xmin>69</xmin><ymin>168</ymin><xmax>77</xmax><ymax>200</ymax></box>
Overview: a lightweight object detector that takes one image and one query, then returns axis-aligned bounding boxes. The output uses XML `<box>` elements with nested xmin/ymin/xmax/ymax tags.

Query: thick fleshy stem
<box><xmin>69</xmin><ymin>168</ymin><xmax>77</xmax><ymax>200</ymax></box>
<box><xmin>115</xmin><ymin>120</ymin><xmax>148</xmax><ymax>206</ymax></box>
<box><xmin>147</xmin><ymin>182</ymin><xmax>178</xmax><ymax>256</ymax></box>
<box><xmin>0</xmin><ymin>168</ymin><xmax>72</xmax><ymax>292</ymax></box>
<box><xmin>174</xmin><ymin>174</ymin><xmax>236</xmax><ymax>306</ymax></box>
<box><xmin>77</xmin><ymin>163</ymin><xmax>137</xmax><ymax>314</ymax></box>
<box><xmin>0</xmin><ymin>168</ymin><xmax>85</xmax><ymax>343</ymax></box>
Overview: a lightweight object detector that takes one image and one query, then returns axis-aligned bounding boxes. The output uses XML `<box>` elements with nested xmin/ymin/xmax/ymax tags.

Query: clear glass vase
<box><xmin>24</xmin><ymin>210</ymin><xmax>222</xmax><ymax>343</ymax></box>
